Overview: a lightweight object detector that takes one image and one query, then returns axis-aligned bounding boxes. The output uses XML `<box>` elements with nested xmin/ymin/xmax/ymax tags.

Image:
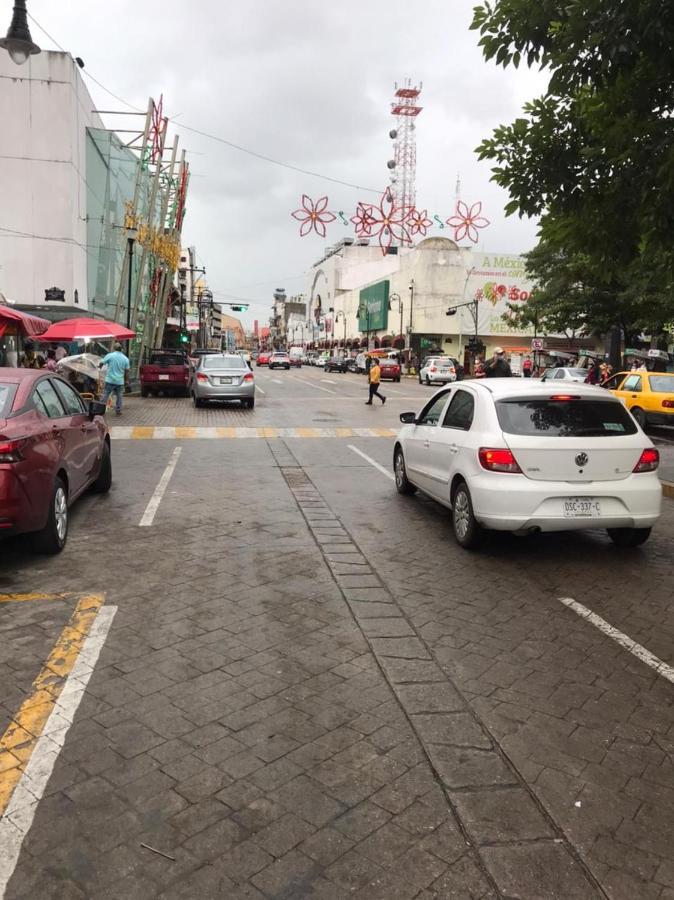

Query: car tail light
<box><xmin>243</xmin><ymin>373</ymin><xmax>254</xmax><ymax>383</ymax></box>
<box><xmin>633</xmin><ymin>448</ymin><xmax>659</xmax><ymax>473</ymax></box>
<box><xmin>196</xmin><ymin>373</ymin><xmax>209</xmax><ymax>382</ymax></box>
<box><xmin>430</xmin><ymin>366</ymin><xmax>437</xmax><ymax>372</ymax></box>
<box><xmin>550</xmin><ymin>395</ymin><xmax>580</xmax><ymax>401</ymax></box>
<box><xmin>478</xmin><ymin>447</ymin><xmax>522</xmax><ymax>473</ymax></box>
<box><xmin>0</xmin><ymin>439</ymin><xmax>26</xmax><ymax>463</ymax></box>
<box><xmin>662</xmin><ymin>399</ymin><xmax>674</xmax><ymax>409</ymax></box>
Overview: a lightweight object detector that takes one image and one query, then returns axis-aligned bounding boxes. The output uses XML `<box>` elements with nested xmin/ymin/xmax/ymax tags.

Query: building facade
<box><xmin>305</xmin><ymin>237</ymin><xmax>548</xmax><ymax>366</ymax></box>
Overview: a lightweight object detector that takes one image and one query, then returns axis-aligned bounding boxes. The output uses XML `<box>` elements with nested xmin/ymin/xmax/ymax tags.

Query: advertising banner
<box><xmin>358</xmin><ymin>281</ymin><xmax>389</xmax><ymax>332</ymax></box>
<box><xmin>461</xmin><ymin>253</ymin><xmax>535</xmax><ymax>337</ymax></box>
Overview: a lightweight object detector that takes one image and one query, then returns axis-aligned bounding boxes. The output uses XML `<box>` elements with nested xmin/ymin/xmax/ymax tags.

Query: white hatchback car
<box><xmin>393</xmin><ymin>379</ymin><xmax>662</xmax><ymax>549</ymax></box>
<box><xmin>419</xmin><ymin>356</ymin><xmax>458</xmax><ymax>385</ymax></box>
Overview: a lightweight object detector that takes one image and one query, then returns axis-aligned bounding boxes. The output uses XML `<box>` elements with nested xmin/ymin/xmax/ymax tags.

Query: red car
<box><xmin>140</xmin><ymin>349</ymin><xmax>190</xmax><ymax>397</ymax></box>
<box><xmin>0</xmin><ymin>369</ymin><xmax>110</xmax><ymax>553</ymax></box>
<box><xmin>257</xmin><ymin>350</ymin><xmax>272</xmax><ymax>367</ymax></box>
<box><xmin>379</xmin><ymin>358</ymin><xmax>402</xmax><ymax>382</ymax></box>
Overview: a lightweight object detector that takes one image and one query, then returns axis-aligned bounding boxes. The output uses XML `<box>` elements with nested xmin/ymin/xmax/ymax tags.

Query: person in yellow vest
<box><xmin>366</xmin><ymin>357</ymin><xmax>386</xmax><ymax>405</ymax></box>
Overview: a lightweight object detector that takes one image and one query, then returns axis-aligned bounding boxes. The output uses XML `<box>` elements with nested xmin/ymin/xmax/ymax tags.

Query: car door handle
<box><xmin>423</xmin><ymin>440</ymin><xmax>430</xmax><ymax>448</ymax></box>
<box><xmin>449</xmin><ymin>444</ymin><xmax>459</xmax><ymax>454</ymax></box>
<box><xmin>631</xmin><ymin>394</ymin><xmax>637</xmax><ymax>398</ymax></box>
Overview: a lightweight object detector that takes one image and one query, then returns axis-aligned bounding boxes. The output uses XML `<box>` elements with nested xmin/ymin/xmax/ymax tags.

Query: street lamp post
<box><xmin>335</xmin><ymin>311</ymin><xmax>347</xmax><ymax>352</ymax></box>
<box><xmin>388</xmin><ymin>293</ymin><xmax>403</xmax><ymax>352</ymax></box>
<box><xmin>358</xmin><ymin>302</ymin><xmax>371</xmax><ymax>350</ymax></box>
<box><xmin>0</xmin><ymin>0</ymin><xmax>40</xmax><ymax>66</ymax></box>
<box><xmin>125</xmin><ymin>226</ymin><xmax>137</xmax><ymax>354</ymax></box>
<box><xmin>407</xmin><ymin>279</ymin><xmax>415</xmax><ymax>355</ymax></box>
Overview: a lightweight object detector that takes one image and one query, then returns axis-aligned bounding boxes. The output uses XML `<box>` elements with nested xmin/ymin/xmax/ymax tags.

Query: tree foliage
<box><xmin>472</xmin><ymin>0</ymin><xmax>674</xmax><ymax>333</ymax></box>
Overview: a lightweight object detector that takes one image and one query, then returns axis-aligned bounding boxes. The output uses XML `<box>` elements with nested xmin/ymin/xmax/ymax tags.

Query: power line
<box><xmin>27</xmin><ymin>13</ymin><xmax>380</xmax><ymax>194</ymax></box>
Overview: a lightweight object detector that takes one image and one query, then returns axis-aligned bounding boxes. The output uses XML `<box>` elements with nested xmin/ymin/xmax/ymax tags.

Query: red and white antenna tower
<box><xmin>387</xmin><ymin>79</ymin><xmax>423</xmax><ymax>220</ymax></box>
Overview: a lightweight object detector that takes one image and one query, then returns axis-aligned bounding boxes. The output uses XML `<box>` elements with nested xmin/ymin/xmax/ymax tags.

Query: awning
<box><xmin>0</xmin><ymin>305</ymin><xmax>51</xmax><ymax>337</ymax></box>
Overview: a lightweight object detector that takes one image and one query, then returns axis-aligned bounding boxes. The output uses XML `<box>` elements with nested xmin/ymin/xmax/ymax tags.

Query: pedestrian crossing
<box><xmin>110</xmin><ymin>426</ymin><xmax>398</xmax><ymax>440</ymax></box>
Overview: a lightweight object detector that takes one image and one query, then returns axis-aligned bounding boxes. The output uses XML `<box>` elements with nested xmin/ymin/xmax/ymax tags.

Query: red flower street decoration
<box><xmin>446</xmin><ymin>200</ymin><xmax>490</xmax><ymax>244</ymax></box>
<box><xmin>150</xmin><ymin>95</ymin><xmax>167</xmax><ymax>164</ymax></box>
<box><xmin>354</xmin><ymin>191</ymin><xmax>412</xmax><ymax>255</ymax></box>
<box><xmin>406</xmin><ymin>208</ymin><xmax>432</xmax><ymax>237</ymax></box>
<box><xmin>291</xmin><ymin>195</ymin><xmax>336</xmax><ymax>238</ymax></box>
<box><xmin>350</xmin><ymin>201</ymin><xmax>378</xmax><ymax>236</ymax></box>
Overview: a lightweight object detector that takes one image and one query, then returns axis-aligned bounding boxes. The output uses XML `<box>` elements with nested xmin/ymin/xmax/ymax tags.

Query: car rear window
<box><xmin>150</xmin><ymin>354</ymin><xmax>185</xmax><ymax>366</ymax></box>
<box><xmin>0</xmin><ymin>383</ymin><xmax>17</xmax><ymax>417</ymax></box>
<box><xmin>649</xmin><ymin>375</ymin><xmax>674</xmax><ymax>393</ymax></box>
<box><xmin>203</xmin><ymin>356</ymin><xmax>246</xmax><ymax>370</ymax></box>
<box><xmin>496</xmin><ymin>398</ymin><xmax>638</xmax><ymax>437</ymax></box>
<box><xmin>435</xmin><ymin>358</ymin><xmax>455</xmax><ymax>367</ymax></box>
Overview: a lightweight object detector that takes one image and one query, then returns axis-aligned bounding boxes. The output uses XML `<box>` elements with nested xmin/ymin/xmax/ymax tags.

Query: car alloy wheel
<box><xmin>33</xmin><ymin>476</ymin><xmax>68</xmax><ymax>554</ymax></box>
<box><xmin>394</xmin><ymin>448</ymin><xmax>416</xmax><ymax>495</ymax></box>
<box><xmin>54</xmin><ymin>486</ymin><xmax>67</xmax><ymax>542</ymax></box>
<box><xmin>452</xmin><ymin>483</ymin><xmax>482</xmax><ymax>549</ymax></box>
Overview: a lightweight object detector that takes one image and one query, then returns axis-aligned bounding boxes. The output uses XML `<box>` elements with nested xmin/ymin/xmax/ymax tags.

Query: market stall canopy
<box><xmin>0</xmin><ymin>305</ymin><xmax>50</xmax><ymax>337</ymax></box>
<box><xmin>37</xmin><ymin>317</ymin><xmax>135</xmax><ymax>342</ymax></box>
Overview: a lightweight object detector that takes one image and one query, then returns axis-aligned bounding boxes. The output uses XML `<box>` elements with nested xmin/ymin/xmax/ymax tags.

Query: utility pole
<box><xmin>407</xmin><ymin>279</ymin><xmax>415</xmax><ymax>357</ymax></box>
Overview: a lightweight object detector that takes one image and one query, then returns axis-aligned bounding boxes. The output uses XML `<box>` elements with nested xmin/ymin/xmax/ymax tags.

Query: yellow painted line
<box><xmin>374</xmin><ymin>428</ymin><xmax>397</xmax><ymax>437</ymax></box>
<box><xmin>131</xmin><ymin>426</ymin><xmax>155</xmax><ymax>440</ymax></box>
<box><xmin>175</xmin><ymin>427</ymin><xmax>197</xmax><ymax>439</ymax></box>
<box><xmin>0</xmin><ymin>593</ymin><xmax>71</xmax><ymax>603</ymax></box>
<box><xmin>216</xmin><ymin>427</ymin><xmax>238</xmax><ymax>438</ymax></box>
<box><xmin>335</xmin><ymin>428</ymin><xmax>355</xmax><ymax>437</ymax></box>
<box><xmin>0</xmin><ymin>594</ymin><xmax>104</xmax><ymax>815</ymax></box>
<box><xmin>260</xmin><ymin>427</ymin><xmax>280</xmax><ymax>438</ymax></box>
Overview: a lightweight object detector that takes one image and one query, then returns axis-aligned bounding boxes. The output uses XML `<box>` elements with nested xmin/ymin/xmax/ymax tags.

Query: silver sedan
<box><xmin>191</xmin><ymin>354</ymin><xmax>256</xmax><ymax>408</ymax></box>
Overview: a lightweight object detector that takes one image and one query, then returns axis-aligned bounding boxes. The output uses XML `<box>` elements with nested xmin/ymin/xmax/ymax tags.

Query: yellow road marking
<box><xmin>131</xmin><ymin>426</ymin><xmax>155</xmax><ymax>440</ymax></box>
<box><xmin>175</xmin><ymin>427</ymin><xmax>197</xmax><ymax>439</ymax></box>
<box><xmin>259</xmin><ymin>427</ymin><xmax>280</xmax><ymax>438</ymax></box>
<box><xmin>335</xmin><ymin>428</ymin><xmax>354</xmax><ymax>437</ymax></box>
<box><xmin>216</xmin><ymin>427</ymin><xmax>238</xmax><ymax>438</ymax></box>
<box><xmin>295</xmin><ymin>427</ymin><xmax>319</xmax><ymax>438</ymax></box>
<box><xmin>0</xmin><ymin>593</ymin><xmax>104</xmax><ymax>815</ymax></box>
<box><xmin>0</xmin><ymin>593</ymin><xmax>71</xmax><ymax>603</ymax></box>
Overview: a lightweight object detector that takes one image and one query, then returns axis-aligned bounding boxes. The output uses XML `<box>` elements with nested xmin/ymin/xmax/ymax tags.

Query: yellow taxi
<box><xmin>603</xmin><ymin>371</ymin><xmax>674</xmax><ymax>428</ymax></box>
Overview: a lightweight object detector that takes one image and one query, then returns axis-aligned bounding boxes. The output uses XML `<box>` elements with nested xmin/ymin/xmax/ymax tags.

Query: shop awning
<box><xmin>0</xmin><ymin>305</ymin><xmax>51</xmax><ymax>337</ymax></box>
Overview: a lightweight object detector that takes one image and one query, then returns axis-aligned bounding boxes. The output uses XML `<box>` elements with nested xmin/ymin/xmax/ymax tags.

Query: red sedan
<box><xmin>0</xmin><ymin>369</ymin><xmax>111</xmax><ymax>553</ymax></box>
<box><xmin>256</xmin><ymin>350</ymin><xmax>272</xmax><ymax>367</ymax></box>
<box><xmin>379</xmin><ymin>358</ymin><xmax>402</xmax><ymax>382</ymax></box>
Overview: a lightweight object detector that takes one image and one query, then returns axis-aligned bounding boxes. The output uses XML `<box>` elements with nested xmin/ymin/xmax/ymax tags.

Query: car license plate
<box><xmin>220</xmin><ymin>377</ymin><xmax>232</xmax><ymax>384</ymax></box>
<box><xmin>158</xmin><ymin>374</ymin><xmax>169</xmax><ymax>381</ymax></box>
<box><xmin>563</xmin><ymin>498</ymin><xmax>601</xmax><ymax>517</ymax></box>
<box><xmin>439</xmin><ymin>368</ymin><xmax>448</xmax><ymax>373</ymax></box>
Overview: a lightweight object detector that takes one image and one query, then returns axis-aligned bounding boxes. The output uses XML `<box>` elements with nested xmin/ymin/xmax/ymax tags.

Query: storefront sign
<box><xmin>45</xmin><ymin>287</ymin><xmax>65</xmax><ymax>302</ymax></box>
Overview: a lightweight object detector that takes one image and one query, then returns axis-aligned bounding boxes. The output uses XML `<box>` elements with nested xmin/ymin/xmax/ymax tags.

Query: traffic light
<box><xmin>179</xmin><ymin>331</ymin><xmax>189</xmax><ymax>343</ymax></box>
<box><xmin>230</xmin><ymin>305</ymin><xmax>249</xmax><ymax>312</ymax></box>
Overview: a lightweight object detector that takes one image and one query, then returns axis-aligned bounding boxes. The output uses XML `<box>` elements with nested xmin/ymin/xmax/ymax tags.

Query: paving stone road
<box><xmin>0</xmin><ymin>367</ymin><xmax>672</xmax><ymax>899</ymax></box>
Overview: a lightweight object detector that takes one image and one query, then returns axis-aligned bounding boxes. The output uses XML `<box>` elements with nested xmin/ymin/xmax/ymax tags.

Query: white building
<box><xmin>0</xmin><ymin>51</ymin><xmax>104</xmax><ymax>312</ymax></box>
<box><xmin>306</xmin><ymin>237</ymin><xmax>538</xmax><ymax>366</ymax></box>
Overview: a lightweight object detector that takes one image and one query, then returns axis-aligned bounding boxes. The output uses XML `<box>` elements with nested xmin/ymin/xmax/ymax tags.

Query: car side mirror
<box><xmin>88</xmin><ymin>400</ymin><xmax>106</xmax><ymax>420</ymax></box>
<box><xmin>400</xmin><ymin>412</ymin><xmax>417</xmax><ymax>424</ymax></box>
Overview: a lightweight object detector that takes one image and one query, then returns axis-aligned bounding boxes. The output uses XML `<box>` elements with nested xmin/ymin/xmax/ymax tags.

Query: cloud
<box><xmin>30</xmin><ymin>0</ymin><xmax>547</xmax><ymax>323</ymax></box>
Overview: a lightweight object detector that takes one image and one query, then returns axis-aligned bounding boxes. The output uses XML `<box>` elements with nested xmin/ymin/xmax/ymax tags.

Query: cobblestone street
<box><xmin>1</xmin><ymin>368</ymin><xmax>673</xmax><ymax>899</ymax></box>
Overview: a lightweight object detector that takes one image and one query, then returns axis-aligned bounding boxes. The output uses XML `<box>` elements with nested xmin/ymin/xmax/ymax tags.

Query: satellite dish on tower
<box><xmin>389</xmin><ymin>129</ymin><xmax>398</xmax><ymax>139</ymax></box>
<box><xmin>387</xmin><ymin>160</ymin><xmax>396</xmax><ymax>170</ymax></box>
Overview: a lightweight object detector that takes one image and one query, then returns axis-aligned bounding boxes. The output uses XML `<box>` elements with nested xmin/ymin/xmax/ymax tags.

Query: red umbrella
<box><xmin>37</xmin><ymin>317</ymin><xmax>135</xmax><ymax>342</ymax></box>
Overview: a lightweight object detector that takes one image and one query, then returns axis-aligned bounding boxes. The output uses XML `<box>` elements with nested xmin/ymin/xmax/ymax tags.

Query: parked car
<box><xmin>324</xmin><ymin>356</ymin><xmax>348</xmax><ymax>373</ymax></box>
<box><xmin>238</xmin><ymin>350</ymin><xmax>252</xmax><ymax>367</ymax></box>
<box><xmin>393</xmin><ymin>380</ymin><xmax>661</xmax><ymax>549</ymax></box>
<box><xmin>289</xmin><ymin>348</ymin><xmax>304</xmax><ymax>367</ymax></box>
<box><xmin>349</xmin><ymin>352</ymin><xmax>368</xmax><ymax>374</ymax></box>
<box><xmin>269</xmin><ymin>351</ymin><xmax>291</xmax><ymax>370</ymax></box>
<box><xmin>304</xmin><ymin>352</ymin><xmax>318</xmax><ymax>366</ymax></box>
<box><xmin>140</xmin><ymin>349</ymin><xmax>189</xmax><ymax>397</ymax></box>
<box><xmin>316</xmin><ymin>351</ymin><xmax>330</xmax><ymax>369</ymax></box>
<box><xmin>604</xmin><ymin>371</ymin><xmax>674</xmax><ymax>428</ymax></box>
<box><xmin>257</xmin><ymin>350</ymin><xmax>272</xmax><ymax>366</ymax></box>
<box><xmin>188</xmin><ymin>348</ymin><xmax>220</xmax><ymax>367</ymax></box>
<box><xmin>419</xmin><ymin>356</ymin><xmax>457</xmax><ymax>385</ymax></box>
<box><xmin>191</xmin><ymin>354</ymin><xmax>255</xmax><ymax>408</ymax></box>
<box><xmin>0</xmin><ymin>369</ymin><xmax>110</xmax><ymax>553</ymax></box>
<box><xmin>379</xmin><ymin>358</ymin><xmax>401</xmax><ymax>382</ymax></box>
<box><xmin>540</xmin><ymin>367</ymin><xmax>588</xmax><ymax>384</ymax></box>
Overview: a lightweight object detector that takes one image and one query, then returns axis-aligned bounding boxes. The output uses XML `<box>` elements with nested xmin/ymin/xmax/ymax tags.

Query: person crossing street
<box><xmin>365</xmin><ymin>357</ymin><xmax>386</xmax><ymax>405</ymax></box>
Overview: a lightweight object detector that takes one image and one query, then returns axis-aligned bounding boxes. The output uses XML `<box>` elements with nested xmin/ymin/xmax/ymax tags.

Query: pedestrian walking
<box><xmin>100</xmin><ymin>342</ymin><xmax>130</xmax><ymax>416</ymax></box>
<box><xmin>484</xmin><ymin>347</ymin><xmax>513</xmax><ymax>378</ymax></box>
<box><xmin>522</xmin><ymin>356</ymin><xmax>533</xmax><ymax>378</ymax></box>
<box><xmin>365</xmin><ymin>358</ymin><xmax>386</xmax><ymax>405</ymax></box>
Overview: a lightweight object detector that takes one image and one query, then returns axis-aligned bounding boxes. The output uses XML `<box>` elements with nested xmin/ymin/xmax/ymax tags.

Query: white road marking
<box><xmin>322</xmin><ymin>379</ymin><xmax>337</xmax><ymax>384</ymax></box>
<box><xmin>139</xmin><ymin>446</ymin><xmax>182</xmax><ymax>526</ymax></box>
<box><xmin>559</xmin><ymin>597</ymin><xmax>674</xmax><ymax>685</ymax></box>
<box><xmin>0</xmin><ymin>605</ymin><xmax>117</xmax><ymax>898</ymax></box>
<box><xmin>272</xmin><ymin>379</ymin><xmax>282</xmax><ymax>385</ymax></box>
<box><xmin>255</xmin><ymin>384</ymin><xmax>266</xmax><ymax>395</ymax></box>
<box><xmin>348</xmin><ymin>444</ymin><xmax>395</xmax><ymax>481</ymax></box>
<box><xmin>291</xmin><ymin>375</ymin><xmax>336</xmax><ymax>395</ymax></box>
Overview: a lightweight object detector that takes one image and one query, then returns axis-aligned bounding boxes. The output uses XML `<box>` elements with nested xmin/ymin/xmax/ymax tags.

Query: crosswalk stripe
<box><xmin>110</xmin><ymin>426</ymin><xmax>397</xmax><ymax>440</ymax></box>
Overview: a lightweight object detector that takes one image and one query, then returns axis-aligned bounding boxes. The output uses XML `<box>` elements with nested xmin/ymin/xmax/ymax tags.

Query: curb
<box><xmin>662</xmin><ymin>480</ymin><xmax>674</xmax><ymax>500</ymax></box>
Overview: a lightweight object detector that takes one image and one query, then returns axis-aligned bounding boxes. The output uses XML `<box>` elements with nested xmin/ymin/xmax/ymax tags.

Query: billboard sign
<box><xmin>358</xmin><ymin>281</ymin><xmax>389</xmax><ymax>332</ymax></box>
<box><xmin>462</xmin><ymin>254</ymin><xmax>536</xmax><ymax>337</ymax></box>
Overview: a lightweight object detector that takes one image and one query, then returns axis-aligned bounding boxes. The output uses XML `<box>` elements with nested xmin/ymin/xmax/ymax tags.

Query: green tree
<box><xmin>472</xmin><ymin>0</ymin><xmax>674</xmax><ymax>339</ymax></box>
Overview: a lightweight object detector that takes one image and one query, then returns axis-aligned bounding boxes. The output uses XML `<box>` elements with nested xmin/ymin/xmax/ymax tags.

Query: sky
<box><xmin>27</xmin><ymin>0</ymin><xmax>547</xmax><ymax>328</ymax></box>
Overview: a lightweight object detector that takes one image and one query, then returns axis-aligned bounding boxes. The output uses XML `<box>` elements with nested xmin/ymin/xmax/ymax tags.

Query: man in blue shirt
<box><xmin>100</xmin><ymin>343</ymin><xmax>130</xmax><ymax>415</ymax></box>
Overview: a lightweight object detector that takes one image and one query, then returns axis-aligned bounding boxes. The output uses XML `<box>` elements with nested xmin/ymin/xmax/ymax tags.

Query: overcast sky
<box><xmin>29</xmin><ymin>0</ymin><xmax>546</xmax><ymax>326</ymax></box>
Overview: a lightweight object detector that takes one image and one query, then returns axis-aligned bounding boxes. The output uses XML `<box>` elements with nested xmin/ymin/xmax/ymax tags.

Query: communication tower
<box><xmin>387</xmin><ymin>79</ymin><xmax>423</xmax><ymax>217</ymax></box>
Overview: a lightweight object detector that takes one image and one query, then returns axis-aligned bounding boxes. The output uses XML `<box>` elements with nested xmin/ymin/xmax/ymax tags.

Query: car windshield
<box><xmin>496</xmin><ymin>398</ymin><xmax>638</xmax><ymax>437</ymax></box>
<box><xmin>0</xmin><ymin>383</ymin><xmax>17</xmax><ymax>417</ymax></box>
<box><xmin>434</xmin><ymin>358</ymin><xmax>454</xmax><ymax>367</ymax></box>
<box><xmin>202</xmin><ymin>356</ymin><xmax>246</xmax><ymax>370</ymax></box>
<box><xmin>150</xmin><ymin>353</ymin><xmax>184</xmax><ymax>366</ymax></box>
<box><xmin>649</xmin><ymin>375</ymin><xmax>674</xmax><ymax>392</ymax></box>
